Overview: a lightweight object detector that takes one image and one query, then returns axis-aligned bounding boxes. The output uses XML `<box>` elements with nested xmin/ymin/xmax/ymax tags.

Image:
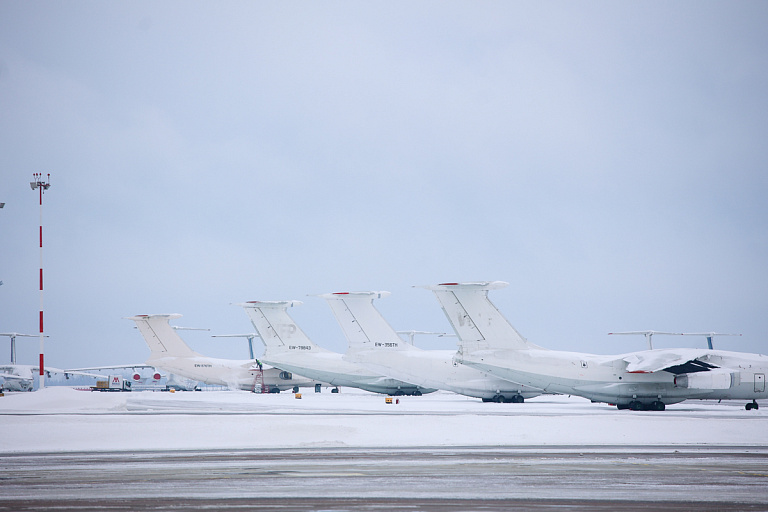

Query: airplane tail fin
<box><xmin>419</xmin><ymin>282</ymin><xmax>540</xmax><ymax>352</ymax></box>
<box><xmin>127</xmin><ymin>314</ymin><xmax>197</xmax><ymax>358</ymax></box>
<box><xmin>318</xmin><ymin>291</ymin><xmax>412</xmax><ymax>353</ymax></box>
<box><xmin>239</xmin><ymin>301</ymin><xmax>327</xmax><ymax>355</ymax></box>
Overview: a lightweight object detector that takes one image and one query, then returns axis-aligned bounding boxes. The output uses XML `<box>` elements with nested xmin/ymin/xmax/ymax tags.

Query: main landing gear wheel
<box><xmin>625</xmin><ymin>400</ymin><xmax>665</xmax><ymax>411</ymax></box>
<box><xmin>746</xmin><ymin>400</ymin><xmax>759</xmax><ymax>411</ymax></box>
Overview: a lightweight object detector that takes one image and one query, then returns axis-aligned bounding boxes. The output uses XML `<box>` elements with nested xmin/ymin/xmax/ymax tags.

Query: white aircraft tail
<box><xmin>127</xmin><ymin>314</ymin><xmax>197</xmax><ymax>358</ymax></box>
<box><xmin>419</xmin><ymin>282</ymin><xmax>540</xmax><ymax>352</ymax></box>
<box><xmin>239</xmin><ymin>301</ymin><xmax>328</xmax><ymax>355</ymax></box>
<box><xmin>319</xmin><ymin>291</ymin><xmax>411</xmax><ymax>352</ymax></box>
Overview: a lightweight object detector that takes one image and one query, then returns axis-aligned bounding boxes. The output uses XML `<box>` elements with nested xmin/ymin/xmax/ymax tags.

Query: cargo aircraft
<box><xmin>319</xmin><ymin>291</ymin><xmax>543</xmax><ymax>403</ymax></box>
<box><xmin>424</xmin><ymin>282</ymin><xmax>767</xmax><ymax>411</ymax></box>
<box><xmin>239</xmin><ymin>300</ymin><xmax>435</xmax><ymax>396</ymax></box>
<box><xmin>128</xmin><ymin>314</ymin><xmax>321</xmax><ymax>392</ymax></box>
<box><xmin>1</xmin><ymin>332</ymin><xmax>102</xmax><ymax>392</ymax></box>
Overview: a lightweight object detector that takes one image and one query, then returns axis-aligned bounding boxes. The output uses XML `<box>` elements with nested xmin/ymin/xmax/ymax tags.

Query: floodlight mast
<box><xmin>30</xmin><ymin>173</ymin><xmax>51</xmax><ymax>389</ymax></box>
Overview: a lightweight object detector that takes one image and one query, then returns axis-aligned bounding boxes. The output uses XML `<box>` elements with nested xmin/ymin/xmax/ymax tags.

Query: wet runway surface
<box><xmin>2</xmin><ymin>446</ymin><xmax>768</xmax><ymax>511</ymax></box>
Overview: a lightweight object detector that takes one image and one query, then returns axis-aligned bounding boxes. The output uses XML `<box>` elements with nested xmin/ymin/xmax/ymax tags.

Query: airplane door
<box><xmin>755</xmin><ymin>374</ymin><xmax>765</xmax><ymax>393</ymax></box>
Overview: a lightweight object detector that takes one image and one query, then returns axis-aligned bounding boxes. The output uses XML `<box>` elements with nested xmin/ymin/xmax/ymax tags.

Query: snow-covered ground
<box><xmin>1</xmin><ymin>387</ymin><xmax>766</xmax><ymax>453</ymax></box>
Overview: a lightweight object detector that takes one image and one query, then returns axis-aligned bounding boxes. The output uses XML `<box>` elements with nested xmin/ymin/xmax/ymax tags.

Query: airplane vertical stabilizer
<box><xmin>240</xmin><ymin>301</ymin><xmax>327</xmax><ymax>355</ymax></box>
<box><xmin>319</xmin><ymin>291</ymin><xmax>410</xmax><ymax>352</ymax></box>
<box><xmin>127</xmin><ymin>314</ymin><xmax>196</xmax><ymax>357</ymax></box>
<box><xmin>420</xmin><ymin>282</ymin><xmax>541</xmax><ymax>352</ymax></box>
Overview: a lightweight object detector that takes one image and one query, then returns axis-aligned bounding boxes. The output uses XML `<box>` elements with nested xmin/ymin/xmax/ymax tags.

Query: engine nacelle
<box><xmin>674</xmin><ymin>371</ymin><xmax>732</xmax><ymax>390</ymax></box>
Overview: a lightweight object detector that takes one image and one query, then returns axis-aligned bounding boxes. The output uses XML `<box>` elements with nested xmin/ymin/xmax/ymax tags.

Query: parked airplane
<box><xmin>319</xmin><ymin>291</ymin><xmax>543</xmax><ymax>403</ymax></box>
<box><xmin>424</xmin><ymin>281</ymin><xmax>768</xmax><ymax>411</ymax></box>
<box><xmin>0</xmin><ymin>364</ymin><xmax>35</xmax><ymax>392</ymax></box>
<box><xmin>1</xmin><ymin>332</ymin><xmax>38</xmax><ymax>391</ymax></box>
<box><xmin>0</xmin><ymin>363</ymin><xmax>107</xmax><ymax>392</ymax></box>
<box><xmin>65</xmin><ymin>364</ymin><xmax>199</xmax><ymax>391</ymax></box>
<box><xmin>239</xmin><ymin>300</ymin><xmax>435</xmax><ymax>396</ymax></box>
<box><xmin>1</xmin><ymin>332</ymin><xmax>104</xmax><ymax>391</ymax></box>
<box><xmin>128</xmin><ymin>314</ymin><xmax>321</xmax><ymax>392</ymax></box>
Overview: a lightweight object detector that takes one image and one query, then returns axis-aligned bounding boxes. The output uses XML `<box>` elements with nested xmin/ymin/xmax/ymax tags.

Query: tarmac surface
<box><xmin>2</xmin><ymin>446</ymin><xmax>768</xmax><ymax>511</ymax></box>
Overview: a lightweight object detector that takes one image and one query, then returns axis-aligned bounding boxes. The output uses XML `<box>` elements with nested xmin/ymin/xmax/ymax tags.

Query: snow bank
<box><xmin>0</xmin><ymin>387</ymin><xmax>766</xmax><ymax>453</ymax></box>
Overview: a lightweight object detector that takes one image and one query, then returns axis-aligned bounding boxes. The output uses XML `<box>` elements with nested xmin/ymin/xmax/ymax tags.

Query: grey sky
<box><xmin>1</xmin><ymin>2</ymin><xmax>767</xmax><ymax>369</ymax></box>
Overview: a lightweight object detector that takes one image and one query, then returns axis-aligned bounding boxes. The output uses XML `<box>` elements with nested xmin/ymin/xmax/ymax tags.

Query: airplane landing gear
<box><xmin>746</xmin><ymin>400</ymin><xmax>759</xmax><ymax>411</ymax></box>
<box><xmin>625</xmin><ymin>400</ymin><xmax>665</xmax><ymax>411</ymax></box>
<box><xmin>485</xmin><ymin>394</ymin><xmax>525</xmax><ymax>403</ymax></box>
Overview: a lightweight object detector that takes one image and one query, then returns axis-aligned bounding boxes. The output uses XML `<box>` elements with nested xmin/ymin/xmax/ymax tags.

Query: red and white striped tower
<box><xmin>30</xmin><ymin>173</ymin><xmax>51</xmax><ymax>389</ymax></box>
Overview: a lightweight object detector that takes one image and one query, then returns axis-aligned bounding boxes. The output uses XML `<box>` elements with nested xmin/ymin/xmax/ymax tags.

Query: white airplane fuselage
<box><xmin>458</xmin><ymin>347</ymin><xmax>768</xmax><ymax>407</ymax></box>
<box><xmin>347</xmin><ymin>348</ymin><xmax>541</xmax><ymax>401</ymax></box>
<box><xmin>261</xmin><ymin>348</ymin><xmax>434</xmax><ymax>395</ymax></box>
<box><xmin>146</xmin><ymin>353</ymin><xmax>310</xmax><ymax>392</ymax></box>
<box><xmin>0</xmin><ymin>365</ymin><xmax>35</xmax><ymax>392</ymax></box>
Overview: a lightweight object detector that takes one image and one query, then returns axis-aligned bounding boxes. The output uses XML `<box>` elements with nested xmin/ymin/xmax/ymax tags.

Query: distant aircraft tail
<box><xmin>127</xmin><ymin>314</ymin><xmax>197</xmax><ymax>358</ymax></box>
<box><xmin>239</xmin><ymin>301</ymin><xmax>328</xmax><ymax>355</ymax></box>
<box><xmin>319</xmin><ymin>291</ymin><xmax>413</xmax><ymax>353</ymax></box>
<box><xmin>419</xmin><ymin>282</ymin><xmax>541</xmax><ymax>352</ymax></box>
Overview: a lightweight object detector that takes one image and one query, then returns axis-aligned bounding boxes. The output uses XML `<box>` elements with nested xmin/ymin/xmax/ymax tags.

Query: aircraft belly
<box><xmin>461</xmin><ymin>357</ymin><xmax>732</xmax><ymax>405</ymax></box>
<box><xmin>360</xmin><ymin>355</ymin><xmax>538</xmax><ymax>398</ymax></box>
<box><xmin>261</xmin><ymin>358</ymin><xmax>424</xmax><ymax>394</ymax></box>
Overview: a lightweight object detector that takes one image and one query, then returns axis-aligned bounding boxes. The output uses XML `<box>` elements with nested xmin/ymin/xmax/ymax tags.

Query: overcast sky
<box><xmin>1</xmin><ymin>2</ymin><xmax>767</xmax><ymax>370</ymax></box>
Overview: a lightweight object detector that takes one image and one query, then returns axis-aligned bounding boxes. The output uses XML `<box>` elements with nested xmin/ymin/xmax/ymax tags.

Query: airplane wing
<box><xmin>0</xmin><ymin>372</ymin><xmax>33</xmax><ymax>382</ymax></box>
<box><xmin>622</xmin><ymin>349</ymin><xmax>718</xmax><ymax>374</ymax></box>
<box><xmin>46</xmin><ymin>367</ymin><xmax>111</xmax><ymax>379</ymax></box>
<box><xmin>67</xmin><ymin>364</ymin><xmax>157</xmax><ymax>372</ymax></box>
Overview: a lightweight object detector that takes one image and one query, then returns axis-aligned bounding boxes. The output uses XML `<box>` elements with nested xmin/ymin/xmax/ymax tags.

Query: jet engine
<box><xmin>674</xmin><ymin>371</ymin><xmax>732</xmax><ymax>390</ymax></box>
